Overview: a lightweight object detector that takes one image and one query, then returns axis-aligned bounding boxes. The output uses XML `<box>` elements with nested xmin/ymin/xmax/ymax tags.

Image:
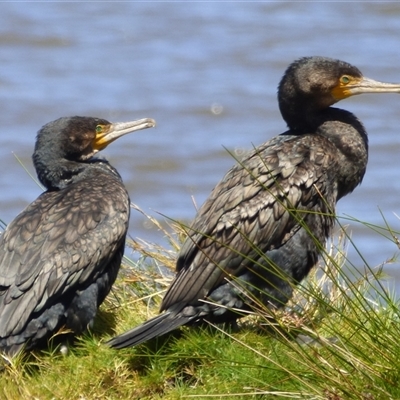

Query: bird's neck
<box><xmin>279</xmin><ymin>97</ymin><xmax>329</xmax><ymax>133</ymax></box>
<box><xmin>280</xmin><ymin>106</ymin><xmax>369</xmax><ymax>200</ymax></box>
<box><xmin>33</xmin><ymin>152</ymin><xmax>119</xmax><ymax>190</ymax></box>
<box><xmin>33</xmin><ymin>154</ymin><xmax>84</xmax><ymax>190</ymax></box>
<box><xmin>316</xmin><ymin>108</ymin><xmax>369</xmax><ymax>200</ymax></box>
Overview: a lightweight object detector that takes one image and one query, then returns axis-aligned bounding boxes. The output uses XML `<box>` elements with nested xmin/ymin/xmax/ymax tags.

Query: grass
<box><xmin>1</xmin><ymin>208</ymin><xmax>400</xmax><ymax>400</ymax></box>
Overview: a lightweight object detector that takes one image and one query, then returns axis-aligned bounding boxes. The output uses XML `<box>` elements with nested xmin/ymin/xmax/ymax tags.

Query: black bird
<box><xmin>0</xmin><ymin>115</ymin><xmax>155</xmax><ymax>355</ymax></box>
<box><xmin>108</xmin><ymin>56</ymin><xmax>400</xmax><ymax>349</ymax></box>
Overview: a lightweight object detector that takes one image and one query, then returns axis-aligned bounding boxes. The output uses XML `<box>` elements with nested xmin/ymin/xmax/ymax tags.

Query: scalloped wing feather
<box><xmin>162</xmin><ymin>134</ymin><xmax>338</xmax><ymax>311</ymax></box>
<box><xmin>0</xmin><ymin>172</ymin><xmax>129</xmax><ymax>337</ymax></box>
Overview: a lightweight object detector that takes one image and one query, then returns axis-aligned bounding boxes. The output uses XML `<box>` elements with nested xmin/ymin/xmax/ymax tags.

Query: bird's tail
<box><xmin>107</xmin><ymin>311</ymin><xmax>192</xmax><ymax>349</ymax></box>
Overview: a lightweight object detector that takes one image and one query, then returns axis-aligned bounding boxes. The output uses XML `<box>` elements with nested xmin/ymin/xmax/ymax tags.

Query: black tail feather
<box><xmin>107</xmin><ymin>311</ymin><xmax>192</xmax><ymax>349</ymax></box>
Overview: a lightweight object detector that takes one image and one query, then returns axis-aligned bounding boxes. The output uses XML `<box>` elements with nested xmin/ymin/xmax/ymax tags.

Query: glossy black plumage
<box><xmin>108</xmin><ymin>56</ymin><xmax>400</xmax><ymax>349</ymax></box>
<box><xmin>0</xmin><ymin>115</ymin><xmax>155</xmax><ymax>355</ymax></box>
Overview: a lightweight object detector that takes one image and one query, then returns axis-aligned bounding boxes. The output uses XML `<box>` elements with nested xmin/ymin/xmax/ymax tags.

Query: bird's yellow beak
<box><xmin>93</xmin><ymin>118</ymin><xmax>156</xmax><ymax>151</ymax></box>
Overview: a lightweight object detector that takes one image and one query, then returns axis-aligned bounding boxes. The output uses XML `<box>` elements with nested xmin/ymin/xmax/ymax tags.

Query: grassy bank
<box><xmin>1</xmin><ymin>212</ymin><xmax>400</xmax><ymax>400</ymax></box>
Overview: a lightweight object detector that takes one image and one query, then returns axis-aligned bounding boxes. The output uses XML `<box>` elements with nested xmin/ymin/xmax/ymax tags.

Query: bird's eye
<box><xmin>340</xmin><ymin>75</ymin><xmax>351</xmax><ymax>85</ymax></box>
<box><xmin>96</xmin><ymin>125</ymin><xmax>104</xmax><ymax>133</ymax></box>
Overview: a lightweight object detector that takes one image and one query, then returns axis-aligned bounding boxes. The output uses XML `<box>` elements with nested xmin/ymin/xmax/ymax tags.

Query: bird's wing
<box><xmin>0</xmin><ymin>175</ymin><xmax>129</xmax><ymax>337</ymax></box>
<box><xmin>161</xmin><ymin>134</ymin><xmax>338</xmax><ymax>310</ymax></box>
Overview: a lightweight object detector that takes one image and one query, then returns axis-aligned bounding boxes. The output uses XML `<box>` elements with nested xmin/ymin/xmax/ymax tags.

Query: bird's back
<box><xmin>0</xmin><ymin>166</ymin><xmax>129</xmax><ymax>353</ymax></box>
<box><xmin>161</xmin><ymin>133</ymin><xmax>339</xmax><ymax>313</ymax></box>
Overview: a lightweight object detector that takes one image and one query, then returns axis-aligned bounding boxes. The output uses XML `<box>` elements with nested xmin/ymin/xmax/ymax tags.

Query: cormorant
<box><xmin>108</xmin><ymin>56</ymin><xmax>400</xmax><ymax>349</ymax></box>
<box><xmin>0</xmin><ymin>115</ymin><xmax>155</xmax><ymax>355</ymax></box>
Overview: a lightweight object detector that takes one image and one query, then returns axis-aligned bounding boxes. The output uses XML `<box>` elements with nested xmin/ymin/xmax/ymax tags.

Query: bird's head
<box><xmin>35</xmin><ymin>116</ymin><xmax>156</xmax><ymax>161</ymax></box>
<box><xmin>32</xmin><ymin>115</ymin><xmax>156</xmax><ymax>189</ymax></box>
<box><xmin>278</xmin><ymin>56</ymin><xmax>400</xmax><ymax>130</ymax></box>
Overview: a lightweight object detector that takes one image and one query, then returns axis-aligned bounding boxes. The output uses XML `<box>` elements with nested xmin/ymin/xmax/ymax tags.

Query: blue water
<box><xmin>1</xmin><ymin>3</ymin><xmax>400</xmax><ymax>285</ymax></box>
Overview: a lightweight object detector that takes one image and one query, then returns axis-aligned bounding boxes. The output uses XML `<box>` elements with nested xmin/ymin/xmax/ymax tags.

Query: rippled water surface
<box><xmin>1</xmin><ymin>3</ymin><xmax>400</xmax><ymax>286</ymax></box>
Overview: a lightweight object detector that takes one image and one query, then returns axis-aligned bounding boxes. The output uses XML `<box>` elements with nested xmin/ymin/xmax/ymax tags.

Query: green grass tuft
<box><xmin>1</xmin><ymin>208</ymin><xmax>400</xmax><ymax>399</ymax></box>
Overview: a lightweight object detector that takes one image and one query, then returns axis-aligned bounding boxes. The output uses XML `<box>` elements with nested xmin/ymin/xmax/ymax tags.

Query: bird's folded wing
<box><xmin>0</xmin><ymin>178</ymin><xmax>129</xmax><ymax>337</ymax></box>
<box><xmin>161</xmin><ymin>134</ymin><xmax>337</xmax><ymax>311</ymax></box>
